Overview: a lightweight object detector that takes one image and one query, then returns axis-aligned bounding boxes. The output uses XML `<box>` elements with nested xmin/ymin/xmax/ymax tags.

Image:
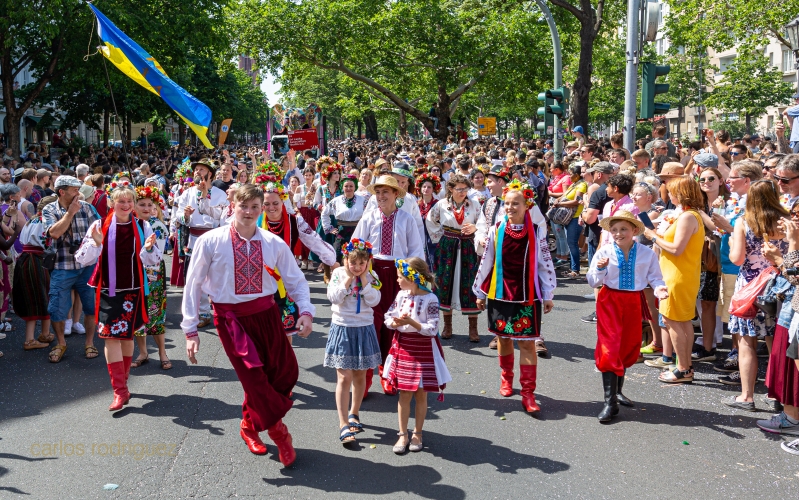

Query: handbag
<box><xmin>729</xmin><ymin>266</ymin><xmax>778</xmax><ymax>319</ymax></box>
<box><xmin>42</xmin><ymin>245</ymin><xmax>57</xmax><ymax>271</ymax></box>
<box><xmin>701</xmin><ymin>234</ymin><xmax>721</xmax><ymax>274</ymax></box>
<box><xmin>546</xmin><ymin>182</ymin><xmax>581</xmax><ymax>225</ymax></box>
<box><xmin>754</xmin><ymin>272</ymin><xmax>781</xmax><ymax>317</ymax></box>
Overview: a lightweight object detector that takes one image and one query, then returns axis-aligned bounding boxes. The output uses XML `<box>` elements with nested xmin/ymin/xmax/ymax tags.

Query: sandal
<box><xmin>659</xmin><ymin>366</ymin><xmax>693</xmax><ymax>384</ymax></box>
<box><xmin>393</xmin><ymin>432</ymin><xmax>409</xmax><ymax>455</ymax></box>
<box><xmin>131</xmin><ymin>357</ymin><xmax>149</xmax><ymax>368</ymax></box>
<box><xmin>37</xmin><ymin>332</ymin><xmax>54</xmax><ymax>344</ymax></box>
<box><xmin>347</xmin><ymin>414</ymin><xmax>363</xmax><ymax>433</ymax></box>
<box><xmin>160</xmin><ymin>359</ymin><xmax>172</xmax><ymax>370</ymax></box>
<box><xmin>49</xmin><ymin>345</ymin><xmax>67</xmax><ymax>363</ymax></box>
<box><xmin>409</xmin><ymin>431</ymin><xmax>423</xmax><ymax>452</ymax></box>
<box><xmin>561</xmin><ymin>271</ymin><xmax>580</xmax><ymax>279</ymax></box>
<box><xmin>197</xmin><ymin>317</ymin><xmax>212</xmax><ymax>328</ymax></box>
<box><xmin>23</xmin><ymin>339</ymin><xmax>49</xmax><ymax>350</ymax></box>
<box><xmin>84</xmin><ymin>345</ymin><xmax>99</xmax><ymax>359</ymax></box>
<box><xmin>339</xmin><ymin>425</ymin><xmax>357</xmax><ymax>445</ymax></box>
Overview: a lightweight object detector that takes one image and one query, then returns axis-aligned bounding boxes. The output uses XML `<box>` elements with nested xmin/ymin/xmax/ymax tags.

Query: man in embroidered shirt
<box><xmin>182</xmin><ymin>184</ymin><xmax>313</xmax><ymax>467</ymax></box>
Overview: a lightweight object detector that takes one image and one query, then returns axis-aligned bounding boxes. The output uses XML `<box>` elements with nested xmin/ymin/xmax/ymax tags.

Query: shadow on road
<box><xmin>111</xmin><ymin>394</ymin><xmax>240</xmax><ymax>435</ymax></box>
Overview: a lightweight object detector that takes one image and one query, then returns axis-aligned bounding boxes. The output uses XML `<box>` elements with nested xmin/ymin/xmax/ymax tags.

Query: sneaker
<box><xmin>63</xmin><ymin>319</ymin><xmax>73</xmax><ymax>336</ymax></box>
<box><xmin>644</xmin><ymin>356</ymin><xmax>674</xmax><ymax>368</ymax></box>
<box><xmin>0</xmin><ymin>332</ymin><xmax>5</xmax><ymax>340</ymax></box>
<box><xmin>782</xmin><ymin>438</ymin><xmax>799</xmax><ymax>455</ymax></box>
<box><xmin>72</xmin><ymin>322</ymin><xmax>86</xmax><ymax>335</ymax></box>
<box><xmin>718</xmin><ymin>371</ymin><xmax>741</xmax><ymax>386</ymax></box>
<box><xmin>692</xmin><ymin>348</ymin><xmax>717</xmax><ymax>363</ymax></box>
<box><xmin>582</xmin><ymin>293</ymin><xmax>595</xmax><ymax>299</ymax></box>
<box><xmin>722</xmin><ymin>395</ymin><xmax>755</xmax><ymax>411</ymax></box>
<box><xmin>691</xmin><ymin>316</ymin><xmax>700</xmax><ymax>328</ymax></box>
<box><xmin>640</xmin><ymin>342</ymin><xmax>664</xmax><ymax>356</ymax></box>
<box><xmin>554</xmin><ymin>259</ymin><xmax>569</xmax><ymax>268</ymax></box>
<box><xmin>757</xmin><ymin>412</ymin><xmax>799</xmax><ymax>435</ymax></box>
<box><xmin>713</xmin><ymin>349</ymin><xmax>739</xmax><ymax>373</ymax></box>
<box><xmin>581</xmin><ymin>312</ymin><xmax>597</xmax><ymax>324</ymax></box>
<box><xmin>762</xmin><ymin>395</ymin><xmax>784</xmax><ymax>413</ymax></box>
<box><xmin>757</xmin><ymin>342</ymin><xmax>769</xmax><ymax>358</ymax></box>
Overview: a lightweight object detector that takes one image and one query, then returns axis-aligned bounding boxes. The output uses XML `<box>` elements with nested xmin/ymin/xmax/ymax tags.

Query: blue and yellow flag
<box><xmin>89</xmin><ymin>5</ymin><xmax>213</xmax><ymax>148</ymax></box>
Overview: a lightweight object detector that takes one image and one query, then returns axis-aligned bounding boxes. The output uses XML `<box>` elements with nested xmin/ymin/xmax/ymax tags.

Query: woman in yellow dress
<box><xmin>643</xmin><ymin>177</ymin><xmax>704</xmax><ymax>384</ymax></box>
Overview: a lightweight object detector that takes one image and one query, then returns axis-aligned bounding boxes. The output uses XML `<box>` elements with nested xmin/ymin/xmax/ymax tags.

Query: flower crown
<box><xmin>341</xmin><ymin>173</ymin><xmax>359</xmax><ymax>189</ymax></box>
<box><xmin>395</xmin><ymin>259</ymin><xmax>430</xmax><ymax>291</ymax></box>
<box><xmin>316</xmin><ymin>155</ymin><xmax>335</xmax><ymax>168</ymax></box>
<box><xmin>135</xmin><ymin>185</ymin><xmax>165</xmax><ymax>211</ymax></box>
<box><xmin>488</xmin><ymin>166</ymin><xmax>511</xmax><ymax>182</ymax></box>
<box><xmin>175</xmin><ymin>163</ymin><xmax>194</xmax><ymax>186</ymax></box>
<box><xmin>255</xmin><ymin>160</ymin><xmax>284</xmax><ymax>183</ymax></box>
<box><xmin>254</xmin><ymin>174</ymin><xmax>288</xmax><ymax>200</ymax></box>
<box><xmin>113</xmin><ymin>171</ymin><xmax>133</xmax><ymax>183</ymax></box>
<box><xmin>105</xmin><ymin>180</ymin><xmax>132</xmax><ymax>195</ymax></box>
<box><xmin>415</xmin><ymin>172</ymin><xmax>441</xmax><ymax>194</ymax></box>
<box><xmin>342</xmin><ymin>238</ymin><xmax>372</xmax><ymax>256</ymax></box>
<box><xmin>502</xmin><ymin>179</ymin><xmax>536</xmax><ymax>208</ymax></box>
<box><xmin>320</xmin><ymin>162</ymin><xmax>343</xmax><ymax>183</ymax></box>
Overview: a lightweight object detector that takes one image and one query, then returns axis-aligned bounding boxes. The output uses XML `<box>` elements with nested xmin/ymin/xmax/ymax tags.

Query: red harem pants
<box><xmin>372</xmin><ymin>258</ymin><xmax>402</xmax><ymax>363</ymax></box>
<box><xmin>595</xmin><ymin>286</ymin><xmax>651</xmax><ymax>376</ymax></box>
<box><xmin>213</xmin><ymin>295</ymin><xmax>298</xmax><ymax>432</ymax></box>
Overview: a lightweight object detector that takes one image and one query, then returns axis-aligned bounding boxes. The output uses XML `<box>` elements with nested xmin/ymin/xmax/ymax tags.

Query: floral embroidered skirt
<box><xmin>323</xmin><ymin>323</ymin><xmax>382</xmax><ymax>370</ymax></box>
<box><xmin>276</xmin><ymin>292</ymin><xmax>301</xmax><ymax>335</ymax></box>
<box><xmin>435</xmin><ymin>233</ymin><xmax>479</xmax><ymax>314</ymax></box>
<box><xmin>97</xmin><ymin>289</ymin><xmax>147</xmax><ymax>340</ymax></box>
<box><xmin>486</xmin><ymin>299</ymin><xmax>542</xmax><ymax>340</ymax></box>
<box><xmin>310</xmin><ymin>216</ymin><xmax>336</xmax><ymax>263</ymax></box>
<box><xmin>139</xmin><ymin>262</ymin><xmax>167</xmax><ymax>336</ymax></box>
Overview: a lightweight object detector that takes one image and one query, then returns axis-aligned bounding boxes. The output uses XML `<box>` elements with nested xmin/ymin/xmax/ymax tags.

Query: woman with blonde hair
<box><xmin>643</xmin><ymin>177</ymin><xmax>705</xmax><ymax>383</ymax></box>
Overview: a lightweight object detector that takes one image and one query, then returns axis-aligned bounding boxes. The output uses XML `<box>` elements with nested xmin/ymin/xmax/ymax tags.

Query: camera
<box><xmin>785</xmin><ymin>268</ymin><xmax>799</xmax><ymax>276</ymax></box>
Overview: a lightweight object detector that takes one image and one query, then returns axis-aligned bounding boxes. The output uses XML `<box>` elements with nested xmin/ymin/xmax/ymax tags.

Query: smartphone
<box><xmin>638</xmin><ymin>211</ymin><xmax>656</xmax><ymax>230</ymax></box>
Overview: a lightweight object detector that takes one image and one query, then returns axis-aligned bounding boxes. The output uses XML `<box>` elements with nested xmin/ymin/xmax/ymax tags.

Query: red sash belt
<box><xmin>212</xmin><ymin>295</ymin><xmax>276</xmax><ymax>369</ymax></box>
<box><xmin>22</xmin><ymin>245</ymin><xmax>44</xmax><ymax>255</ymax></box>
<box><xmin>189</xmin><ymin>227</ymin><xmax>212</xmax><ymax>237</ymax></box>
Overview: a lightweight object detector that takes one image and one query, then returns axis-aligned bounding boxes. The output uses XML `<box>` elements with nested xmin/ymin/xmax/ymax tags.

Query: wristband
<box><xmin>596</xmin><ymin>266</ymin><xmax>607</xmax><ymax>271</ymax></box>
<box><xmin>185</xmin><ymin>331</ymin><xmax>199</xmax><ymax>339</ymax></box>
<box><xmin>299</xmin><ymin>311</ymin><xmax>313</xmax><ymax>320</ymax></box>
<box><xmin>145</xmin><ymin>245</ymin><xmax>154</xmax><ymax>253</ymax></box>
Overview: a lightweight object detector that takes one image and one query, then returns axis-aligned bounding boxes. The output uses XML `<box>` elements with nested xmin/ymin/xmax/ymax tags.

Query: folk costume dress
<box><xmin>321</xmin><ymin>193</ymin><xmax>369</xmax><ymax>262</ymax></box>
<box><xmin>383</xmin><ymin>289</ymin><xmax>451</xmax><ymax>395</ymax></box>
<box><xmin>418</xmin><ymin>197</ymin><xmax>439</xmax><ymax>273</ymax></box>
<box><xmin>12</xmin><ymin>213</ymin><xmax>50</xmax><ymax>321</ymax></box>
<box><xmin>256</xmin><ymin>207</ymin><xmax>335</xmax><ymax>334</ymax></box>
<box><xmin>141</xmin><ymin>217</ymin><xmax>169</xmax><ymax>337</ymax></box>
<box><xmin>168</xmin><ymin>180</ymin><xmax>193</xmax><ymax>286</ymax></box>
<box><xmin>425</xmin><ymin>197</ymin><xmax>481</xmax><ymax>314</ymax></box>
<box><xmin>586</xmin><ymin>242</ymin><xmax>665</xmax><ymax>376</ymax></box>
<box><xmin>181</xmin><ymin>225</ymin><xmax>314</xmax><ymax>435</ymax></box>
<box><xmin>75</xmin><ymin>216</ymin><xmax>163</xmax><ymax>340</ymax></box>
<box><xmin>295</xmin><ymin>182</ymin><xmax>319</xmax><ymax>261</ymax></box>
<box><xmin>311</xmin><ymin>182</ymin><xmax>341</xmax><ymax>263</ymax></box>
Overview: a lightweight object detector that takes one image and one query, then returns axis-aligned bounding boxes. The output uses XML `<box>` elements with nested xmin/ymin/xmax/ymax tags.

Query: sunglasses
<box><xmin>774</xmin><ymin>175</ymin><xmax>799</xmax><ymax>184</ymax></box>
<box><xmin>730</xmin><ymin>152</ymin><xmax>741</xmax><ymax>156</ymax></box>
<box><xmin>791</xmin><ymin>210</ymin><xmax>799</xmax><ymax>218</ymax></box>
<box><xmin>699</xmin><ymin>176</ymin><xmax>717</xmax><ymax>183</ymax></box>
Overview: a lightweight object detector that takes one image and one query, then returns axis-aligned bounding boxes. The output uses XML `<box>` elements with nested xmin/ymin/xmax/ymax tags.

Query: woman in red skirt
<box><xmin>383</xmin><ymin>257</ymin><xmax>451</xmax><ymax>454</ymax></box>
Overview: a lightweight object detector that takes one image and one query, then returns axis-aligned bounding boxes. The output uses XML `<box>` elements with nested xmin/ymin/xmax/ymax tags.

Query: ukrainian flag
<box><xmin>89</xmin><ymin>4</ymin><xmax>214</xmax><ymax>148</ymax></box>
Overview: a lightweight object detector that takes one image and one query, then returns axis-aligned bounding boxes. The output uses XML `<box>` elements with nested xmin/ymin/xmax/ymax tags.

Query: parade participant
<box><xmin>183</xmin><ymin>184</ymin><xmax>314</xmax><ymax>467</ymax></box>
<box><xmin>587</xmin><ymin>211</ymin><xmax>669</xmax><ymax>423</ymax></box>
<box><xmin>221</xmin><ymin>182</ymin><xmax>242</xmax><ymax>226</ymax></box>
<box><xmin>295</xmin><ymin>167</ymin><xmax>318</xmax><ymax>269</ymax></box>
<box><xmin>416</xmin><ymin>173</ymin><xmax>441</xmax><ymax>273</ymax></box>
<box><xmin>321</xmin><ymin>173</ymin><xmax>369</xmax><ymax>263</ymax></box>
<box><xmin>168</xmin><ymin>162</ymin><xmax>193</xmax><ymax>286</ymax></box>
<box><xmin>174</xmin><ymin>158</ymin><xmax>227</xmax><ymax>327</ymax></box>
<box><xmin>74</xmin><ymin>185</ymin><xmax>162</xmax><ymax>411</ymax></box>
<box><xmin>324</xmin><ymin>239</ymin><xmax>382</xmax><ymax>445</ymax></box>
<box><xmin>473</xmin><ymin>180</ymin><xmax>556</xmax><ymax>416</ymax></box>
<box><xmin>425</xmin><ymin>174</ymin><xmax>482</xmax><ymax>341</ymax></box>
<box><xmin>313</xmin><ymin>160</ymin><xmax>342</xmax><ymax>281</ymax></box>
<box><xmin>256</xmin><ymin>170</ymin><xmax>335</xmax><ymax>338</ymax></box>
<box><xmin>352</xmin><ymin>175</ymin><xmax>424</xmax><ymax>396</ymax></box>
<box><xmin>131</xmin><ymin>186</ymin><xmax>171</xmax><ymax>370</ymax></box>
<box><xmin>383</xmin><ymin>257</ymin><xmax>451</xmax><ymax>454</ymax></box>
<box><xmin>364</xmin><ymin>162</ymin><xmax>425</xmax><ymax>242</ymax></box>
<box><xmin>15</xmin><ymin>196</ymin><xmax>57</xmax><ymax>351</ymax></box>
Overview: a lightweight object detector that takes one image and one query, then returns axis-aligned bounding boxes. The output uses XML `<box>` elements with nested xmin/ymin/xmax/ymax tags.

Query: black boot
<box><xmin>617</xmin><ymin>369</ymin><xmax>634</xmax><ymax>407</ymax></box>
<box><xmin>598</xmin><ymin>372</ymin><xmax>619</xmax><ymax>423</ymax></box>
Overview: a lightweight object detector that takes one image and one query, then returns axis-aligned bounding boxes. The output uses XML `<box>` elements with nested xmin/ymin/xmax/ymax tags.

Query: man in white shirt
<box><xmin>364</xmin><ymin>161</ymin><xmax>425</xmax><ymax>242</ymax></box>
<box><xmin>183</xmin><ymin>183</ymin><xmax>312</xmax><ymax>467</ymax></box>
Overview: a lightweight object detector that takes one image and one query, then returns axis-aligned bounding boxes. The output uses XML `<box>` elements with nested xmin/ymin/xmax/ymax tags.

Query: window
<box><xmin>656</xmin><ymin>39</ymin><xmax>664</xmax><ymax>56</ymax></box>
<box><xmin>718</xmin><ymin>56</ymin><xmax>735</xmax><ymax>74</ymax></box>
<box><xmin>783</xmin><ymin>50</ymin><xmax>796</xmax><ymax>72</ymax></box>
<box><xmin>770</xmin><ymin>52</ymin><xmax>774</xmax><ymax>68</ymax></box>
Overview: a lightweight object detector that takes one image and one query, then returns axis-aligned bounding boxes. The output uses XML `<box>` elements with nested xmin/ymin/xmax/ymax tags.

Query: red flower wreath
<box><xmin>415</xmin><ymin>172</ymin><xmax>441</xmax><ymax>194</ymax></box>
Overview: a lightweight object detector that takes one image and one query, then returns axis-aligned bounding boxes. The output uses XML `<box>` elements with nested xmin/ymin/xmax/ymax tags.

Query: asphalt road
<box><xmin>1</xmin><ymin>261</ymin><xmax>798</xmax><ymax>499</ymax></box>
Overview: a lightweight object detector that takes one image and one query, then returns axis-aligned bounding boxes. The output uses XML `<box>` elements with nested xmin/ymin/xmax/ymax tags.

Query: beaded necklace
<box><xmin>343</xmin><ymin>195</ymin><xmax>356</xmax><ymax>209</ymax></box>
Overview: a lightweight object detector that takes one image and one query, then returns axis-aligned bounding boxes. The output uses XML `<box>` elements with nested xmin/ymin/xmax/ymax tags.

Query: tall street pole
<box><xmin>534</xmin><ymin>0</ymin><xmax>563</xmax><ymax>160</ymax></box>
<box><xmin>623</xmin><ymin>0</ymin><xmax>641</xmax><ymax>152</ymax></box>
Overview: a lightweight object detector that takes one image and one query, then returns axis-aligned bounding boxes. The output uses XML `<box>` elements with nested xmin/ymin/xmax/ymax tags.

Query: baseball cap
<box><xmin>573</xmin><ymin>126</ymin><xmax>584</xmax><ymax>134</ymax></box>
<box><xmin>694</xmin><ymin>153</ymin><xmax>718</xmax><ymax>168</ymax></box>
<box><xmin>586</xmin><ymin>161</ymin><xmax>614</xmax><ymax>174</ymax></box>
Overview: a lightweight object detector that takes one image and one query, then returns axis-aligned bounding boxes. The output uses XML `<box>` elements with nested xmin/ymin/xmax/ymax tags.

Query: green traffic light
<box><xmin>641</xmin><ymin>62</ymin><xmax>671</xmax><ymax>119</ymax></box>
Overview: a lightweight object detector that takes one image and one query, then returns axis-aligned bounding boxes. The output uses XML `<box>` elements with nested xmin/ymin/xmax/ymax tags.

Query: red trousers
<box><xmin>595</xmin><ymin>287</ymin><xmax>650</xmax><ymax>376</ymax></box>
<box><xmin>372</xmin><ymin>258</ymin><xmax>402</xmax><ymax>363</ymax></box>
<box><xmin>213</xmin><ymin>296</ymin><xmax>298</xmax><ymax>432</ymax></box>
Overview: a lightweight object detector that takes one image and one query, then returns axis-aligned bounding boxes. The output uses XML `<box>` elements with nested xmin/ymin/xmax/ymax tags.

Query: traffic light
<box><xmin>536</xmin><ymin>92</ymin><xmax>553</xmax><ymax>134</ymax></box>
<box><xmin>640</xmin><ymin>62</ymin><xmax>671</xmax><ymax>119</ymax></box>
<box><xmin>545</xmin><ymin>87</ymin><xmax>570</xmax><ymax>119</ymax></box>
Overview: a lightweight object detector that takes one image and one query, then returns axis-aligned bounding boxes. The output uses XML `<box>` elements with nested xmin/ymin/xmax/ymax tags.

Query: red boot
<box><xmin>107</xmin><ymin>361</ymin><xmax>130</xmax><ymax>411</ymax></box>
<box><xmin>379</xmin><ymin>365</ymin><xmax>397</xmax><ymax>395</ymax></box>
<box><xmin>519</xmin><ymin>364</ymin><xmax>540</xmax><ymax>416</ymax></box>
<box><xmin>363</xmin><ymin>368</ymin><xmax>374</xmax><ymax>399</ymax></box>
<box><xmin>122</xmin><ymin>356</ymin><xmax>132</xmax><ymax>384</ymax></box>
<box><xmin>267</xmin><ymin>419</ymin><xmax>296</xmax><ymax>467</ymax></box>
<box><xmin>240</xmin><ymin>418</ymin><xmax>268</xmax><ymax>455</ymax></box>
<box><xmin>498</xmin><ymin>353</ymin><xmax>514</xmax><ymax>397</ymax></box>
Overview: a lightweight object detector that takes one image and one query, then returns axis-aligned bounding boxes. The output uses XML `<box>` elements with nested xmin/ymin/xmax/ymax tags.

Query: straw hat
<box><xmin>191</xmin><ymin>158</ymin><xmax>217</xmax><ymax>175</ymax></box>
<box><xmin>657</xmin><ymin>162</ymin><xmax>685</xmax><ymax>180</ymax></box>
<box><xmin>599</xmin><ymin>210</ymin><xmax>645</xmax><ymax>232</ymax></box>
<box><xmin>368</xmin><ymin>174</ymin><xmax>407</xmax><ymax>198</ymax></box>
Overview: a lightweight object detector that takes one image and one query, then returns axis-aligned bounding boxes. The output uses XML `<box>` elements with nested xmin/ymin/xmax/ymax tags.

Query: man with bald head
<box><xmin>17</xmin><ymin>179</ymin><xmax>37</xmax><ymax>218</ymax></box>
<box><xmin>0</xmin><ymin>167</ymin><xmax>11</xmax><ymax>186</ymax></box>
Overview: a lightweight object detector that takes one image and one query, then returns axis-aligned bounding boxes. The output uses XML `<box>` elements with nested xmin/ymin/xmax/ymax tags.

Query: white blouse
<box><xmin>351</xmin><ymin>208</ymin><xmax>425</xmax><ymax>261</ymax></box>
<box><xmin>365</xmin><ymin>192</ymin><xmax>425</xmax><ymax>243</ymax></box>
<box><xmin>18</xmin><ymin>215</ymin><xmax>47</xmax><ymax>249</ymax></box>
<box><xmin>292</xmin><ymin>213</ymin><xmax>337</xmax><ymax>266</ymax></box>
<box><xmin>586</xmin><ymin>242</ymin><xmax>665</xmax><ymax>291</ymax></box>
<box><xmin>327</xmin><ymin>267</ymin><xmax>381</xmax><ymax>327</ymax></box>
<box><xmin>384</xmin><ymin>290</ymin><xmax>440</xmax><ymax>337</ymax></box>
<box><xmin>180</xmin><ymin>226</ymin><xmax>314</xmax><ymax>334</ymax></box>
<box><xmin>425</xmin><ymin>197</ymin><xmax>481</xmax><ymax>244</ymax></box>
<box><xmin>321</xmin><ymin>194</ymin><xmax>369</xmax><ymax>233</ymax></box>
<box><xmin>174</xmin><ymin>185</ymin><xmax>229</xmax><ymax>249</ymax></box>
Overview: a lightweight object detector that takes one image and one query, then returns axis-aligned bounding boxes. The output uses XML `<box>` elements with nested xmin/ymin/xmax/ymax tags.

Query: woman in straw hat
<box><xmin>352</xmin><ymin>175</ymin><xmax>424</xmax><ymax>396</ymax></box>
<box><xmin>587</xmin><ymin>210</ymin><xmax>669</xmax><ymax>423</ymax></box>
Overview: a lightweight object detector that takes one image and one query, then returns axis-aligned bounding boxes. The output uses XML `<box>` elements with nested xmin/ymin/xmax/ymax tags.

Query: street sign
<box><xmin>477</xmin><ymin>117</ymin><xmax>497</xmax><ymax>136</ymax></box>
<box><xmin>287</xmin><ymin>128</ymin><xmax>319</xmax><ymax>149</ymax></box>
<box><xmin>547</xmin><ymin>126</ymin><xmax>554</xmax><ymax>135</ymax></box>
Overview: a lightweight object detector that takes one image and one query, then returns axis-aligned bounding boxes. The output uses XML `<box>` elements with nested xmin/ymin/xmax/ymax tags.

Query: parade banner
<box><xmin>288</xmin><ymin>128</ymin><xmax>320</xmax><ymax>149</ymax></box>
<box><xmin>89</xmin><ymin>5</ymin><xmax>214</xmax><ymax>149</ymax></box>
<box><xmin>218</xmin><ymin>119</ymin><xmax>233</xmax><ymax>146</ymax></box>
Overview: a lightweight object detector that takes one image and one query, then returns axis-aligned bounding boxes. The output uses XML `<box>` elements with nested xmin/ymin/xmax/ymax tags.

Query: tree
<box><xmin>703</xmin><ymin>47</ymin><xmax>793</xmax><ymax>133</ymax></box>
<box><xmin>581</xmin><ymin>31</ymin><xmax>626</xmax><ymax>130</ymax></box>
<box><xmin>660</xmin><ymin>52</ymin><xmax>713</xmax><ymax>139</ymax></box>
<box><xmin>236</xmin><ymin>0</ymin><xmax>551</xmax><ymax>140</ymax></box>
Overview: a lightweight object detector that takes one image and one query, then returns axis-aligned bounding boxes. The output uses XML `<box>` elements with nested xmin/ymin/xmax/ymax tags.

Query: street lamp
<box><xmin>786</xmin><ymin>14</ymin><xmax>799</xmax><ymax>93</ymax></box>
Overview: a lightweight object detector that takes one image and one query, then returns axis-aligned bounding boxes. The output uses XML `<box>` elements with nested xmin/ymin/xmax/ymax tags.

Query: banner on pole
<box><xmin>288</xmin><ymin>128</ymin><xmax>320</xmax><ymax>149</ymax></box>
<box><xmin>477</xmin><ymin>117</ymin><xmax>497</xmax><ymax>136</ymax></box>
<box><xmin>218</xmin><ymin>119</ymin><xmax>233</xmax><ymax>146</ymax></box>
